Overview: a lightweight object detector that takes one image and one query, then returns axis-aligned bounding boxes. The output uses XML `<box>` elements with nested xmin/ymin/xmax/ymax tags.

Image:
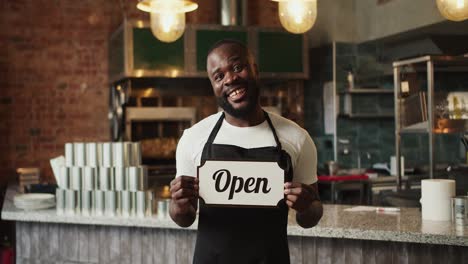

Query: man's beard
<box><xmin>216</xmin><ymin>80</ymin><xmax>260</xmax><ymax>118</ymax></box>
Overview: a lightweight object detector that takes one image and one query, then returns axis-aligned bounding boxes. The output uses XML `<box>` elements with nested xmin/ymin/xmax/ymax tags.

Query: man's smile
<box><xmin>227</xmin><ymin>87</ymin><xmax>247</xmax><ymax>102</ymax></box>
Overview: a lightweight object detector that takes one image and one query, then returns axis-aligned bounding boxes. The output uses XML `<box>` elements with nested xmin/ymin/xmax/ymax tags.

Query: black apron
<box><xmin>194</xmin><ymin>111</ymin><xmax>293</xmax><ymax>264</ymax></box>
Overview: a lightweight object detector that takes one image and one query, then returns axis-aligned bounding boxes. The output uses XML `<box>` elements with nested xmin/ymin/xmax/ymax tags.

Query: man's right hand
<box><xmin>169</xmin><ymin>176</ymin><xmax>199</xmax><ymax>227</ymax></box>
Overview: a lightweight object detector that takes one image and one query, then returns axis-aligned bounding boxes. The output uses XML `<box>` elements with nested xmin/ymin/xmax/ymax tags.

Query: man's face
<box><xmin>207</xmin><ymin>44</ymin><xmax>259</xmax><ymax>118</ymax></box>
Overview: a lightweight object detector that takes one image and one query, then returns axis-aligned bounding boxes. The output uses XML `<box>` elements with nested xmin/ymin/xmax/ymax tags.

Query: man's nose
<box><xmin>224</xmin><ymin>71</ymin><xmax>238</xmax><ymax>86</ymax></box>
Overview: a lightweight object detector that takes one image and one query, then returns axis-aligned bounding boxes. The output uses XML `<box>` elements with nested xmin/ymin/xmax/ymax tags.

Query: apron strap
<box><xmin>201</xmin><ymin>112</ymin><xmax>225</xmax><ymax>158</ymax></box>
<box><xmin>264</xmin><ymin>111</ymin><xmax>283</xmax><ymax>151</ymax></box>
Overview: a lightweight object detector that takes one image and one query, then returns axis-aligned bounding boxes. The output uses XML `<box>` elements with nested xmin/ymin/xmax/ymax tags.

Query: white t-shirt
<box><xmin>176</xmin><ymin>111</ymin><xmax>318</xmax><ymax>185</ymax></box>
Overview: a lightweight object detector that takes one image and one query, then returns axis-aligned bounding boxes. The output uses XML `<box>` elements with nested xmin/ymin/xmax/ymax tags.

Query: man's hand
<box><xmin>169</xmin><ymin>176</ymin><xmax>199</xmax><ymax>227</ymax></box>
<box><xmin>284</xmin><ymin>182</ymin><xmax>323</xmax><ymax>228</ymax></box>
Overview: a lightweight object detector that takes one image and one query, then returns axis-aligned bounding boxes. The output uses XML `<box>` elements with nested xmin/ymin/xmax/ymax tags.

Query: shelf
<box><xmin>399</xmin><ymin>121</ymin><xmax>429</xmax><ymax>133</ymax></box>
<box><xmin>339</xmin><ymin>113</ymin><xmax>394</xmax><ymax>119</ymax></box>
<box><xmin>399</xmin><ymin>119</ymin><xmax>468</xmax><ymax>134</ymax></box>
<box><xmin>339</xmin><ymin>88</ymin><xmax>394</xmax><ymax>94</ymax></box>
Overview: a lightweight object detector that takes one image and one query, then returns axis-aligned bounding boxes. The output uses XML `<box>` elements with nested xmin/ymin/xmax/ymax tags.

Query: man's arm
<box><xmin>169</xmin><ymin>176</ymin><xmax>198</xmax><ymax>227</ymax></box>
<box><xmin>285</xmin><ymin>182</ymin><xmax>323</xmax><ymax>228</ymax></box>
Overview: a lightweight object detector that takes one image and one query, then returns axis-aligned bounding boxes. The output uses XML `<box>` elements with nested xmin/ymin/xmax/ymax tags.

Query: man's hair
<box><xmin>207</xmin><ymin>39</ymin><xmax>247</xmax><ymax>56</ymax></box>
<box><xmin>206</xmin><ymin>39</ymin><xmax>254</xmax><ymax>65</ymax></box>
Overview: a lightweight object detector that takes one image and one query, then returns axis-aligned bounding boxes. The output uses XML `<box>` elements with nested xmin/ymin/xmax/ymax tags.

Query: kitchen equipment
<box><xmin>70</xmin><ymin>167</ymin><xmax>82</xmax><ymax>190</ymax></box>
<box><xmin>105</xmin><ymin>191</ymin><xmax>117</xmax><ymax>217</ymax></box>
<box><xmin>86</xmin><ymin>143</ymin><xmax>99</xmax><ymax>167</ymax></box>
<box><xmin>83</xmin><ymin>167</ymin><xmax>96</xmax><ymax>190</ymax></box>
<box><xmin>65</xmin><ymin>143</ymin><xmax>74</xmax><ymax>166</ymax></box>
<box><xmin>13</xmin><ymin>193</ymin><xmax>55</xmax><ymax>210</ymax></box>
<box><xmin>56</xmin><ymin>189</ymin><xmax>65</xmax><ymax>215</ymax></box>
<box><xmin>99</xmin><ymin>167</ymin><xmax>113</xmax><ymax>190</ymax></box>
<box><xmin>74</xmin><ymin>143</ymin><xmax>86</xmax><ymax>167</ymax></box>
<box><xmin>157</xmin><ymin>199</ymin><xmax>170</xmax><ymax>219</ymax></box>
<box><xmin>136</xmin><ymin>191</ymin><xmax>146</xmax><ymax>218</ymax></box>
<box><xmin>81</xmin><ymin>190</ymin><xmax>92</xmax><ymax>216</ymax></box>
<box><xmin>325</xmin><ymin>161</ymin><xmax>339</xmax><ymax>175</ymax></box>
<box><xmin>65</xmin><ymin>190</ymin><xmax>77</xmax><ymax>215</ymax></box>
<box><xmin>94</xmin><ymin>190</ymin><xmax>105</xmax><ymax>216</ymax></box>
<box><xmin>101</xmin><ymin>143</ymin><xmax>113</xmax><ymax>167</ymax></box>
<box><xmin>121</xmin><ymin>191</ymin><xmax>131</xmax><ymax>218</ymax></box>
<box><xmin>59</xmin><ymin>166</ymin><xmax>70</xmax><ymax>189</ymax></box>
<box><xmin>452</xmin><ymin>196</ymin><xmax>468</xmax><ymax>226</ymax></box>
<box><xmin>114</xmin><ymin>167</ymin><xmax>126</xmax><ymax>191</ymax></box>
<box><xmin>420</xmin><ymin>179</ymin><xmax>456</xmax><ymax>221</ymax></box>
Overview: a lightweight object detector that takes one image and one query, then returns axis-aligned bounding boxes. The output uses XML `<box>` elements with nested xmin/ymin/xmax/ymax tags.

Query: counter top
<box><xmin>2</xmin><ymin>187</ymin><xmax>467</xmax><ymax>246</ymax></box>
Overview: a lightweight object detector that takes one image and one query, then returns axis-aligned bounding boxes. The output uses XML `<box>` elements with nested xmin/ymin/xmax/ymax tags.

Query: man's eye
<box><xmin>214</xmin><ymin>73</ymin><xmax>224</xmax><ymax>81</ymax></box>
<box><xmin>233</xmin><ymin>65</ymin><xmax>243</xmax><ymax>72</ymax></box>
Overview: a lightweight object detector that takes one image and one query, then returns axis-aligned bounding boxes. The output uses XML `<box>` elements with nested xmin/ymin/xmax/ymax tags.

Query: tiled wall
<box><xmin>305</xmin><ymin>41</ymin><xmax>466</xmax><ymax>171</ymax></box>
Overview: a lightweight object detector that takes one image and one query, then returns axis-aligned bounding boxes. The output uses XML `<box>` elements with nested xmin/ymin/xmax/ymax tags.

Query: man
<box><xmin>170</xmin><ymin>39</ymin><xmax>323</xmax><ymax>264</ymax></box>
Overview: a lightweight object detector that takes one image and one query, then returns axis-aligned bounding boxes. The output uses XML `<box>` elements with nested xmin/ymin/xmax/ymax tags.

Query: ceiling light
<box><xmin>437</xmin><ymin>0</ymin><xmax>468</xmax><ymax>21</ymax></box>
<box><xmin>137</xmin><ymin>0</ymin><xmax>198</xmax><ymax>43</ymax></box>
<box><xmin>272</xmin><ymin>0</ymin><xmax>317</xmax><ymax>34</ymax></box>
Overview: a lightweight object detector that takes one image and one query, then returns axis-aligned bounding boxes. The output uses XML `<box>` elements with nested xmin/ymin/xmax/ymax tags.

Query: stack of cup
<box><xmin>56</xmin><ymin>141</ymin><xmax>154</xmax><ymax>218</ymax></box>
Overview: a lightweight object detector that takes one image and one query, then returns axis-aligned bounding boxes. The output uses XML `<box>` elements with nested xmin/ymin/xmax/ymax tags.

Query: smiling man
<box><xmin>169</xmin><ymin>39</ymin><xmax>323</xmax><ymax>264</ymax></box>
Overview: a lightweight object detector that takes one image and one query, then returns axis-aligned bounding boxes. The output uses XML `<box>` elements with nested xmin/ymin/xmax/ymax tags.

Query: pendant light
<box><xmin>272</xmin><ymin>0</ymin><xmax>317</xmax><ymax>34</ymax></box>
<box><xmin>137</xmin><ymin>0</ymin><xmax>198</xmax><ymax>43</ymax></box>
<box><xmin>437</xmin><ymin>0</ymin><xmax>468</xmax><ymax>21</ymax></box>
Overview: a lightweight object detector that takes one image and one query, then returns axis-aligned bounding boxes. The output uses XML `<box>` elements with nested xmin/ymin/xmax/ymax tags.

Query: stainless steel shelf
<box><xmin>399</xmin><ymin>121</ymin><xmax>429</xmax><ymax>133</ymax></box>
<box><xmin>339</xmin><ymin>88</ymin><xmax>394</xmax><ymax>94</ymax></box>
<box><xmin>339</xmin><ymin>113</ymin><xmax>394</xmax><ymax>119</ymax></box>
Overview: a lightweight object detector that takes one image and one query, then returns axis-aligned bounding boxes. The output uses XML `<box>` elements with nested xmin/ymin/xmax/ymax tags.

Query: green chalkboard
<box><xmin>196</xmin><ymin>29</ymin><xmax>247</xmax><ymax>72</ymax></box>
<box><xmin>132</xmin><ymin>28</ymin><xmax>184</xmax><ymax>71</ymax></box>
<box><xmin>258</xmin><ymin>32</ymin><xmax>303</xmax><ymax>73</ymax></box>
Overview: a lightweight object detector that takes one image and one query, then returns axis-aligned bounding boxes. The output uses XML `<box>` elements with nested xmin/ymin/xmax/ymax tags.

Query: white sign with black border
<box><xmin>197</xmin><ymin>160</ymin><xmax>285</xmax><ymax>207</ymax></box>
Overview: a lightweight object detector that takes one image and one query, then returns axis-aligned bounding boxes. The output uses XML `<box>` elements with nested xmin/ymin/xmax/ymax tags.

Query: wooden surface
<box><xmin>16</xmin><ymin>221</ymin><xmax>468</xmax><ymax>264</ymax></box>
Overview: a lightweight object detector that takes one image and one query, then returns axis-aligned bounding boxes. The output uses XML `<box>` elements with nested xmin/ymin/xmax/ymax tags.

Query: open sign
<box><xmin>197</xmin><ymin>160</ymin><xmax>285</xmax><ymax>207</ymax></box>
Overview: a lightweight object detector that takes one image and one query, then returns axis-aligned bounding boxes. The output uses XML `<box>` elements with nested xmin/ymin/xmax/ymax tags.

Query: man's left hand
<box><xmin>284</xmin><ymin>182</ymin><xmax>318</xmax><ymax>213</ymax></box>
<box><xmin>284</xmin><ymin>182</ymin><xmax>323</xmax><ymax>228</ymax></box>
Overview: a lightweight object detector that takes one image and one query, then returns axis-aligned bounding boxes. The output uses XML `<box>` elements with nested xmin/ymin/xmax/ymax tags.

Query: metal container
<box><xmin>70</xmin><ymin>167</ymin><xmax>82</xmax><ymax>190</ymax></box>
<box><xmin>452</xmin><ymin>196</ymin><xmax>468</xmax><ymax>226</ymax></box>
<box><xmin>65</xmin><ymin>190</ymin><xmax>77</xmax><ymax>215</ymax></box>
<box><xmin>65</xmin><ymin>143</ymin><xmax>74</xmax><ymax>167</ymax></box>
<box><xmin>102</xmin><ymin>142</ymin><xmax>113</xmax><ymax>167</ymax></box>
<box><xmin>56</xmin><ymin>188</ymin><xmax>66</xmax><ymax>215</ymax></box>
<box><xmin>105</xmin><ymin>191</ymin><xmax>117</xmax><ymax>217</ymax></box>
<box><xmin>99</xmin><ymin>167</ymin><xmax>113</xmax><ymax>190</ymax></box>
<box><xmin>59</xmin><ymin>166</ymin><xmax>70</xmax><ymax>189</ymax></box>
<box><xmin>74</xmin><ymin>142</ymin><xmax>86</xmax><ymax>167</ymax></box>
<box><xmin>94</xmin><ymin>190</ymin><xmax>105</xmax><ymax>216</ymax></box>
<box><xmin>121</xmin><ymin>191</ymin><xmax>131</xmax><ymax>218</ymax></box>
<box><xmin>131</xmin><ymin>142</ymin><xmax>142</xmax><ymax>166</ymax></box>
<box><xmin>81</xmin><ymin>190</ymin><xmax>92</xmax><ymax>216</ymax></box>
<box><xmin>83</xmin><ymin>167</ymin><xmax>96</xmax><ymax>190</ymax></box>
<box><xmin>157</xmin><ymin>199</ymin><xmax>170</xmax><ymax>220</ymax></box>
<box><xmin>113</xmin><ymin>142</ymin><xmax>130</xmax><ymax>167</ymax></box>
<box><xmin>86</xmin><ymin>143</ymin><xmax>99</xmax><ymax>167</ymax></box>
<box><xmin>136</xmin><ymin>191</ymin><xmax>146</xmax><ymax>218</ymax></box>
<box><xmin>146</xmin><ymin>190</ymin><xmax>154</xmax><ymax>216</ymax></box>
<box><xmin>114</xmin><ymin>167</ymin><xmax>126</xmax><ymax>191</ymax></box>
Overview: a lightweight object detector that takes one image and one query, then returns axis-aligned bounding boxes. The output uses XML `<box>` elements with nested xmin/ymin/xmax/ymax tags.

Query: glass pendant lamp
<box><xmin>272</xmin><ymin>0</ymin><xmax>317</xmax><ymax>34</ymax></box>
<box><xmin>437</xmin><ymin>0</ymin><xmax>468</xmax><ymax>21</ymax></box>
<box><xmin>137</xmin><ymin>0</ymin><xmax>198</xmax><ymax>43</ymax></box>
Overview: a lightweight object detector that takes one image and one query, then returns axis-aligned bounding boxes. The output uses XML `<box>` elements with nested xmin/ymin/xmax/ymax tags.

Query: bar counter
<box><xmin>2</xmin><ymin>186</ymin><xmax>467</xmax><ymax>263</ymax></box>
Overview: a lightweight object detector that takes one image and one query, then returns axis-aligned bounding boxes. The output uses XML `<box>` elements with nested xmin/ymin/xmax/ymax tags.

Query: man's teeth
<box><xmin>229</xmin><ymin>89</ymin><xmax>243</xmax><ymax>98</ymax></box>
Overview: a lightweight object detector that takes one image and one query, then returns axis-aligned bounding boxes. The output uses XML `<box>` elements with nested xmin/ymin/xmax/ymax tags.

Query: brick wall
<box><xmin>0</xmin><ymin>0</ymin><xmax>280</xmax><ymax>184</ymax></box>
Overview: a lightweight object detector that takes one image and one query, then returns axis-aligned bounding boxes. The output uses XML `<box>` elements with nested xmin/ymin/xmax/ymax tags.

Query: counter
<box><xmin>2</xmin><ymin>186</ymin><xmax>467</xmax><ymax>264</ymax></box>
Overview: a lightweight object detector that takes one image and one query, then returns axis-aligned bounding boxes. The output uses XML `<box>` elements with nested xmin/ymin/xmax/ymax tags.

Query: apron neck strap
<box><xmin>205</xmin><ymin>111</ymin><xmax>283</xmax><ymax>150</ymax></box>
<box><xmin>264</xmin><ymin>111</ymin><xmax>283</xmax><ymax>151</ymax></box>
<box><xmin>206</xmin><ymin>112</ymin><xmax>226</xmax><ymax>144</ymax></box>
